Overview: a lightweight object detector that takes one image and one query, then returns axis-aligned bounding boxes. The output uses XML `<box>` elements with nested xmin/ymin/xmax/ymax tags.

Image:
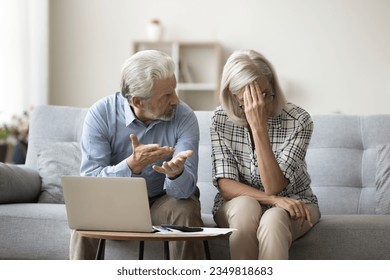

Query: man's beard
<box><xmin>147</xmin><ymin>105</ymin><xmax>177</xmax><ymax>121</ymax></box>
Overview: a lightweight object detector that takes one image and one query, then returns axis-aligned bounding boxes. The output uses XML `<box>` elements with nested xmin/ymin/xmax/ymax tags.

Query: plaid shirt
<box><xmin>211</xmin><ymin>102</ymin><xmax>318</xmax><ymax>215</ymax></box>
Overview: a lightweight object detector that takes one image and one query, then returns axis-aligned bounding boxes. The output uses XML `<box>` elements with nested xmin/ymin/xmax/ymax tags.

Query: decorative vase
<box><xmin>146</xmin><ymin>19</ymin><xmax>163</xmax><ymax>41</ymax></box>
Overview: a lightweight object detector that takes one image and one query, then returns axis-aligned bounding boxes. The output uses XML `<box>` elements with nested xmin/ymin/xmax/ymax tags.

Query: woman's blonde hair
<box><xmin>220</xmin><ymin>49</ymin><xmax>286</xmax><ymax>126</ymax></box>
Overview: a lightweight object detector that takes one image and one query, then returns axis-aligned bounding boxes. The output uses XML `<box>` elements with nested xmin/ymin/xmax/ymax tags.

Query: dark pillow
<box><xmin>37</xmin><ymin>142</ymin><xmax>81</xmax><ymax>203</ymax></box>
<box><xmin>375</xmin><ymin>143</ymin><xmax>390</xmax><ymax>214</ymax></box>
<box><xmin>0</xmin><ymin>162</ymin><xmax>41</xmax><ymax>203</ymax></box>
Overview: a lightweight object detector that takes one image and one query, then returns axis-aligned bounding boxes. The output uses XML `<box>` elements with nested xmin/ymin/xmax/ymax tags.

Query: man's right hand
<box><xmin>127</xmin><ymin>134</ymin><xmax>174</xmax><ymax>174</ymax></box>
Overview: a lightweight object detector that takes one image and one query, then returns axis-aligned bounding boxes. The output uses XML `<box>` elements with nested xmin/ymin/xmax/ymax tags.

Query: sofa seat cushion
<box><xmin>289</xmin><ymin>215</ymin><xmax>390</xmax><ymax>259</ymax></box>
<box><xmin>0</xmin><ymin>163</ymin><xmax>41</xmax><ymax>204</ymax></box>
<box><xmin>37</xmin><ymin>142</ymin><xmax>81</xmax><ymax>203</ymax></box>
<box><xmin>375</xmin><ymin>143</ymin><xmax>390</xmax><ymax>214</ymax></box>
<box><xmin>0</xmin><ymin>203</ymin><xmax>70</xmax><ymax>259</ymax></box>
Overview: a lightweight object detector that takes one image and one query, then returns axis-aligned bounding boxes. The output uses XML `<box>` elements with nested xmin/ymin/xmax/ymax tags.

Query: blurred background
<box><xmin>1</xmin><ymin>0</ymin><xmax>390</xmax><ymax>120</ymax></box>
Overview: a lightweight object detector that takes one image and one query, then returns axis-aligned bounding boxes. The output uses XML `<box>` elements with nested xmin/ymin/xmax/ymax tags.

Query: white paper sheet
<box><xmin>153</xmin><ymin>226</ymin><xmax>236</xmax><ymax>236</ymax></box>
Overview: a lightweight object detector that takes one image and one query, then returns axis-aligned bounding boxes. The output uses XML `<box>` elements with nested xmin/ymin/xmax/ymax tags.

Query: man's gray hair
<box><xmin>220</xmin><ymin>49</ymin><xmax>286</xmax><ymax>126</ymax></box>
<box><xmin>120</xmin><ymin>50</ymin><xmax>175</xmax><ymax>104</ymax></box>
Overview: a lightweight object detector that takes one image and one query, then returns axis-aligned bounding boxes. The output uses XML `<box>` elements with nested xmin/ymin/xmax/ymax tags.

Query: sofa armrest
<box><xmin>0</xmin><ymin>163</ymin><xmax>41</xmax><ymax>203</ymax></box>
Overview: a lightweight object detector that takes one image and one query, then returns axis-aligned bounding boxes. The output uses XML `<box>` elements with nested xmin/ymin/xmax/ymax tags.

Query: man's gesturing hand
<box><xmin>127</xmin><ymin>134</ymin><xmax>174</xmax><ymax>174</ymax></box>
<box><xmin>152</xmin><ymin>150</ymin><xmax>194</xmax><ymax>179</ymax></box>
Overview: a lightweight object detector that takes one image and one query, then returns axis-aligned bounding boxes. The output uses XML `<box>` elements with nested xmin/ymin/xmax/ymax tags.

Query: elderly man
<box><xmin>70</xmin><ymin>50</ymin><xmax>203</xmax><ymax>260</ymax></box>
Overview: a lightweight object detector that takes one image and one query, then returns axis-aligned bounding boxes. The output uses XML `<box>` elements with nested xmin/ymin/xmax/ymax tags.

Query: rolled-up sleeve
<box><xmin>210</xmin><ymin>113</ymin><xmax>240</xmax><ymax>189</ymax></box>
<box><xmin>164</xmin><ymin>110</ymin><xmax>199</xmax><ymax>199</ymax></box>
<box><xmin>276</xmin><ymin>113</ymin><xmax>313</xmax><ymax>190</ymax></box>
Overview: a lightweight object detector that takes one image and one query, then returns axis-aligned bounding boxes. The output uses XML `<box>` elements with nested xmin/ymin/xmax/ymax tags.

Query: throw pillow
<box><xmin>0</xmin><ymin>162</ymin><xmax>41</xmax><ymax>203</ymax></box>
<box><xmin>37</xmin><ymin>142</ymin><xmax>81</xmax><ymax>203</ymax></box>
<box><xmin>375</xmin><ymin>143</ymin><xmax>390</xmax><ymax>214</ymax></box>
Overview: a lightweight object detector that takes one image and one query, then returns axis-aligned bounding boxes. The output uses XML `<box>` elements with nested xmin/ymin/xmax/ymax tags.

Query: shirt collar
<box><xmin>123</xmin><ymin>97</ymin><xmax>137</xmax><ymax>127</ymax></box>
<box><xmin>268</xmin><ymin>114</ymin><xmax>282</xmax><ymax>129</ymax></box>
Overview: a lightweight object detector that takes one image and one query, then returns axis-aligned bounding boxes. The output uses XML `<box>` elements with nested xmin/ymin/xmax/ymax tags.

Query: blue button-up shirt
<box><xmin>80</xmin><ymin>92</ymin><xmax>199</xmax><ymax>199</ymax></box>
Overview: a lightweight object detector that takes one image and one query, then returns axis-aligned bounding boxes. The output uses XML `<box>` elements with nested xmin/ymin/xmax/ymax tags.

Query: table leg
<box><xmin>95</xmin><ymin>239</ymin><xmax>106</xmax><ymax>260</ymax></box>
<box><xmin>92</xmin><ymin>237</ymin><xmax>212</xmax><ymax>260</ymax></box>
<box><xmin>138</xmin><ymin>241</ymin><xmax>144</xmax><ymax>260</ymax></box>
<box><xmin>203</xmin><ymin>240</ymin><xmax>211</xmax><ymax>260</ymax></box>
<box><xmin>164</xmin><ymin>241</ymin><xmax>170</xmax><ymax>260</ymax></box>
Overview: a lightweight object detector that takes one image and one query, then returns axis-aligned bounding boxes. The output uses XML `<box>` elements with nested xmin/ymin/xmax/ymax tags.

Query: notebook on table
<box><xmin>62</xmin><ymin>176</ymin><xmax>154</xmax><ymax>232</ymax></box>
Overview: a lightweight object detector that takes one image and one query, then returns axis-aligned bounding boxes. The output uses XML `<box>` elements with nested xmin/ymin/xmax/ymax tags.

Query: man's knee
<box><xmin>166</xmin><ymin>194</ymin><xmax>200</xmax><ymax>212</ymax></box>
<box><xmin>151</xmin><ymin>194</ymin><xmax>202</xmax><ymax>226</ymax></box>
<box><xmin>173</xmin><ymin>196</ymin><xmax>202</xmax><ymax>225</ymax></box>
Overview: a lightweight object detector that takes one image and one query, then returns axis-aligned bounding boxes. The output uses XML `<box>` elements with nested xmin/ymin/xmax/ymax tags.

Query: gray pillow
<box><xmin>375</xmin><ymin>143</ymin><xmax>390</xmax><ymax>214</ymax></box>
<box><xmin>0</xmin><ymin>163</ymin><xmax>41</xmax><ymax>203</ymax></box>
<box><xmin>37</xmin><ymin>142</ymin><xmax>81</xmax><ymax>203</ymax></box>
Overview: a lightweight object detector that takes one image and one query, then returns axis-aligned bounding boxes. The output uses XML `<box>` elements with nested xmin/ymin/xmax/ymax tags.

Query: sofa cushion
<box><xmin>0</xmin><ymin>163</ymin><xmax>41</xmax><ymax>203</ymax></box>
<box><xmin>0</xmin><ymin>203</ymin><xmax>70</xmax><ymax>259</ymax></box>
<box><xmin>37</xmin><ymin>142</ymin><xmax>81</xmax><ymax>203</ymax></box>
<box><xmin>375</xmin><ymin>143</ymin><xmax>390</xmax><ymax>214</ymax></box>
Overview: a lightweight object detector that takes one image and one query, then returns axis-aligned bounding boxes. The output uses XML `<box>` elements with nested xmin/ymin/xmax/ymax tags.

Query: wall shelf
<box><xmin>132</xmin><ymin>41</ymin><xmax>222</xmax><ymax>110</ymax></box>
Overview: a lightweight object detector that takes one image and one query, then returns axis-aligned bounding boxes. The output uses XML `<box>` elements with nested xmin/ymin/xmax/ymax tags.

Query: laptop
<box><xmin>61</xmin><ymin>176</ymin><xmax>154</xmax><ymax>232</ymax></box>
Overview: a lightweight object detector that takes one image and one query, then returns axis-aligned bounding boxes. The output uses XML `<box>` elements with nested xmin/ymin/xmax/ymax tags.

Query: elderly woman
<box><xmin>211</xmin><ymin>49</ymin><xmax>321</xmax><ymax>260</ymax></box>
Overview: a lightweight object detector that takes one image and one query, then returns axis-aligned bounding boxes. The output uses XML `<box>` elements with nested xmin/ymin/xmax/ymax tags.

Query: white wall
<box><xmin>49</xmin><ymin>0</ymin><xmax>390</xmax><ymax>115</ymax></box>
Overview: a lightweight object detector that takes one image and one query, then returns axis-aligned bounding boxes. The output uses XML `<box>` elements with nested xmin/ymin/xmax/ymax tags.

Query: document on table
<box><xmin>153</xmin><ymin>226</ymin><xmax>236</xmax><ymax>235</ymax></box>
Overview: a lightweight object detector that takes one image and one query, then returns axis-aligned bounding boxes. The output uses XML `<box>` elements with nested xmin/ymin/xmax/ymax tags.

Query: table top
<box><xmin>78</xmin><ymin>229</ymin><xmax>232</xmax><ymax>242</ymax></box>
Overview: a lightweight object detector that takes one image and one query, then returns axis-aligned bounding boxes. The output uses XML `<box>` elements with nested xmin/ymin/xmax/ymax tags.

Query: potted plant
<box><xmin>0</xmin><ymin>110</ymin><xmax>30</xmax><ymax>163</ymax></box>
<box><xmin>0</xmin><ymin>126</ymin><xmax>8</xmax><ymax>162</ymax></box>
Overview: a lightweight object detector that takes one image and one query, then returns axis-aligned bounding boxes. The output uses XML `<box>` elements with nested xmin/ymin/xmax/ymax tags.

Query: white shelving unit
<box><xmin>132</xmin><ymin>41</ymin><xmax>222</xmax><ymax>110</ymax></box>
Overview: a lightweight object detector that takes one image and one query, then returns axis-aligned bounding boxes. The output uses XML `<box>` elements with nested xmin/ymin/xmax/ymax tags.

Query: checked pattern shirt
<box><xmin>211</xmin><ymin>103</ymin><xmax>318</xmax><ymax>215</ymax></box>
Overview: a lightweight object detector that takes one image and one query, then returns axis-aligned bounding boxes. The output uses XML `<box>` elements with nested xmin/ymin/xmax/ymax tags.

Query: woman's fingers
<box><xmin>286</xmin><ymin>200</ymin><xmax>313</xmax><ymax>228</ymax></box>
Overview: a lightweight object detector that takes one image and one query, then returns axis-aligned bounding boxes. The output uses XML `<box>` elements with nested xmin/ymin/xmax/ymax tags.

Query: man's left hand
<box><xmin>152</xmin><ymin>150</ymin><xmax>194</xmax><ymax>179</ymax></box>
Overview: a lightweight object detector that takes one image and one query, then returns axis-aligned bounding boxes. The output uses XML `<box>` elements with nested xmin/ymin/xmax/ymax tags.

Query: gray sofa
<box><xmin>1</xmin><ymin>104</ymin><xmax>390</xmax><ymax>260</ymax></box>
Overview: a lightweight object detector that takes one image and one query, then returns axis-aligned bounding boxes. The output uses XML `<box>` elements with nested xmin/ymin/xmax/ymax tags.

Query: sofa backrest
<box><xmin>196</xmin><ymin>112</ymin><xmax>390</xmax><ymax>216</ymax></box>
<box><xmin>194</xmin><ymin>111</ymin><xmax>217</xmax><ymax>215</ymax></box>
<box><xmin>26</xmin><ymin>105</ymin><xmax>88</xmax><ymax>170</ymax></box>
<box><xmin>308</xmin><ymin>115</ymin><xmax>390</xmax><ymax>215</ymax></box>
<box><xmin>27</xmin><ymin>105</ymin><xmax>390</xmax><ymax>216</ymax></box>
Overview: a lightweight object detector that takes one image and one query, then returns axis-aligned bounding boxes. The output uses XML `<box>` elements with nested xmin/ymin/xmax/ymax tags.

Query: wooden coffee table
<box><xmin>78</xmin><ymin>229</ymin><xmax>231</xmax><ymax>260</ymax></box>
